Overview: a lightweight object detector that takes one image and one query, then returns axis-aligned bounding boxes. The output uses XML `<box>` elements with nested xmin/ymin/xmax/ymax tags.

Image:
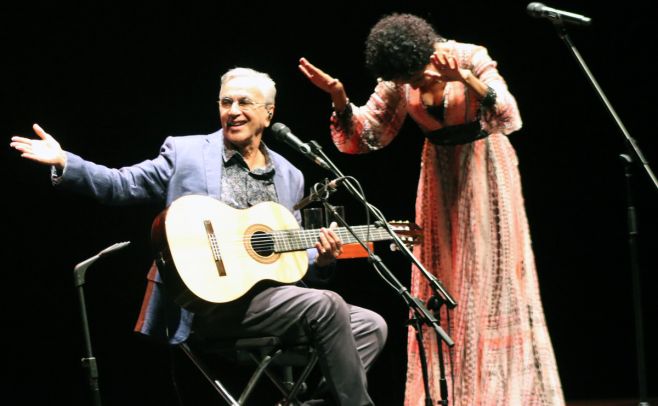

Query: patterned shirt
<box><xmin>220</xmin><ymin>143</ymin><xmax>278</xmax><ymax>209</ymax></box>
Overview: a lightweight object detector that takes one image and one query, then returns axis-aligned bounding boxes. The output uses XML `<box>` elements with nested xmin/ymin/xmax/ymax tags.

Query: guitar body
<box><xmin>152</xmin><ymin>194</ymin><xmax>421</xmax><ymax>311</ymax></box>
<box><xmin>152</xmin><ymin>195</ymin><xmax>308</xmax><ymax>309</ymax></box>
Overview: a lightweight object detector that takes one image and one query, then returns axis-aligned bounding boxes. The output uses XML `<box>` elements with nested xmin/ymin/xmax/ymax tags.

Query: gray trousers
<box><xmin>194</xmin><ymin>285</ymin><xmax>388</xmax><ymax>406</ymax></box>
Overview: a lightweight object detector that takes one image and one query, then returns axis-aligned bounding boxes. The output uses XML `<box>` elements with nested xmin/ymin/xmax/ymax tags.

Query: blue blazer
<box><xmin>58</xmin><ymin>130</ymin><xmax>320</xmax><ymax>344</ymax></box>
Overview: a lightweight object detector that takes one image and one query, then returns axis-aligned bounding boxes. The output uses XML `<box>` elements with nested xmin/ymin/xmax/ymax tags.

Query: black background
<box><xmin>3</xmin><ymin>1</ymin><xmax>657</xmax><ymax>405</ymax></box>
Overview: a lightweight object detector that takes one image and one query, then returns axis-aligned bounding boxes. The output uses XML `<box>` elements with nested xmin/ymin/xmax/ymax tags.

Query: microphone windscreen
<box><xmin>271</xmin><ymin>122</ymin><xmax>289</xmax><ymax>140</ymax></box>
<box><xmin>526</xmin><ymin>2</ymin><xmax>545</xmax><ymax>16</ymax></box>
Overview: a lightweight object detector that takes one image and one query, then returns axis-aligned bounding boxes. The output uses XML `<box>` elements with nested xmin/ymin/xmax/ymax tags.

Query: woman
<box><xmin>299</xmin><ymin>13</ymin><xmax>564</xmax><ymax>406</ymax></box>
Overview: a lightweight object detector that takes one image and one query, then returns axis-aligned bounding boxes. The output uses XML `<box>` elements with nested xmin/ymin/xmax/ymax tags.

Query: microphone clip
<box><xmin>293</xmin><ymin>178</ymin><xmax>342</xmax><ymax>211</ymax></box>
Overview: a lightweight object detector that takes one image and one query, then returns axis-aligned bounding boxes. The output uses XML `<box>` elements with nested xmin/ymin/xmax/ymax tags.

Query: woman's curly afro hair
<box><xmin>365</xmin><ymin>13</ymin><xmax>442</xmax><ymax>81</ymax></box>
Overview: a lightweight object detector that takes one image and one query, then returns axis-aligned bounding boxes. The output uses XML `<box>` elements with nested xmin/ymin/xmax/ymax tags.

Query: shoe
<box><xmin>275</xmin><ymin>399</ymin><xmax>327</xmax><ymax>406</ymax></box>
<box><xmin>274</xmin><ymin>400</ymin><xmax>300</xmax><ymax>406</ymax></box>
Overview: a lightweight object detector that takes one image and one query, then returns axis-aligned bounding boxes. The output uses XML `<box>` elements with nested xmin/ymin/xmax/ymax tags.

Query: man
<box><xmin>10</xmin><ymin>67</ymin><xmax>387</xmax><ymax>406</ymax></box>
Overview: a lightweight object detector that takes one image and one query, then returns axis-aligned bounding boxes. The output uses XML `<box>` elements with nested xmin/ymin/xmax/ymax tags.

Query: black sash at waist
<box><xmin>425</xmin><ymin>121</ymin><xmax>489</xmax><ymax>146</ymax></box>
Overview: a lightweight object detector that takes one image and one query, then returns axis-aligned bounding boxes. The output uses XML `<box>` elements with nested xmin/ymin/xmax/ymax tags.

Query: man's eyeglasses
<box><xmin>218</xmin><ymin>97</ymin><xmax>268</xmax><ymax>112</ymax></box>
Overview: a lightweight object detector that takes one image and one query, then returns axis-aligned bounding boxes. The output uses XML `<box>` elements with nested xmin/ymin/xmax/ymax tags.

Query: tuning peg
<box><xmin>389</xmin><ymin>238</ymin><xmax>417</xmax><ymax>252</ymax></box>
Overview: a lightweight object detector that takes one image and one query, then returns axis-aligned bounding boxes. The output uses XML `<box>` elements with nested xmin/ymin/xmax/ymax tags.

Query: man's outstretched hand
<box><xmin>10</xmin><ymin>123</ymin><xmax>66</xmax><ymax>168</ymax></box>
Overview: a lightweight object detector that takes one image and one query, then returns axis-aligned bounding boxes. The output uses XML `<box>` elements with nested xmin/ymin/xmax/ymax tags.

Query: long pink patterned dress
<box><xmin>330</xmin><ymin>41</ymin><xmax>564</xmax><ymax>405</ymax></box>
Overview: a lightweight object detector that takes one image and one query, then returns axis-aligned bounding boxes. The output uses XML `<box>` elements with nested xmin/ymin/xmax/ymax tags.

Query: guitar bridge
<box><xmin>204</xmin><ymin>220</ymin><xmax>227</xmax><ymax>277</ymax></box>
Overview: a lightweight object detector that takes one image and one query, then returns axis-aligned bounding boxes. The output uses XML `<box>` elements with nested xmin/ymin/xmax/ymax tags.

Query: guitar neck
<box><xmin>272</xmin><ymin>225</ymin><xmax>393</xmax><ymax>253</ymax></box>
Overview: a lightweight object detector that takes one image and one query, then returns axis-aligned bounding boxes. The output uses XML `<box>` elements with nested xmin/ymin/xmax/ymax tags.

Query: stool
<box><xmin>179</xmin><ymin>333</ymin><xmax>319</xmax><ymax>405</ymax></box>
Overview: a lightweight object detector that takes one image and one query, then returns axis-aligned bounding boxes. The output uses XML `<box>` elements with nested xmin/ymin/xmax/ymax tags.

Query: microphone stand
<box><xmin>427</xmin><ymin>296</ymin><xmax>450</xmax><ymax>405</ymax></box>
<box><xmin>307</xmin><ymin>140</ymin><xmax>456</xmax><ymax>405</ymax></box>
<box><xmin>620</xmin><ymin>154</ymin><xmax>650</xmax><ymax>406</ymax></box>
<box><xmin>73</xmin><ymin>241</ymin><xmax>131</xmax><ymax>406</ymax></box>
<box><xmin>549</xmin><ymin>21</ymin><xmax>653</xmax><ymax>406</ymax></box>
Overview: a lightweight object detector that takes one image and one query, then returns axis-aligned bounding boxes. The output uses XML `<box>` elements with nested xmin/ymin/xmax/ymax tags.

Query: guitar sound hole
<box><xmin>251</xmin><ymin>231</ymin><xmax>275</xmax><ymax>256</ymax></box>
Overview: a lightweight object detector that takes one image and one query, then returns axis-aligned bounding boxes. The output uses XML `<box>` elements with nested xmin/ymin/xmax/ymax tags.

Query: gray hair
<box><xmin>220</xmin><ymin>67</ymin><xmax>276</xmax><ymax>105</ymax></box>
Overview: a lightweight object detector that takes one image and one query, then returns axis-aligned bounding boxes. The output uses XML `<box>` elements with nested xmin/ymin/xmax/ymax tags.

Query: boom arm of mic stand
<box><xmin>307</xmin><ymin>141</ymin><xmax>456</xmax><ymax>346</ymax></box>
<box><xmin>552</xmin><ymin>23</ymin><xmax>658</xmax><ymax>191</ymax></box>
<box><xmin>375</xmin><ymin>219</ymin><xmax>456</xmax><ymax>309</ymax></box>
<box><xmin>308</xmin><ymin>140</ymin><xmax>457</xmax><ymax>308</ymax></box>
<box><xmin>74</xmin><ymin>241</ymin><xmax>132</xmax><ymax>287</ymax></box>
<box><xmin>318</xmin><ymin>196</ymin><xmax>454</xmax><ymax>347</ymax></box>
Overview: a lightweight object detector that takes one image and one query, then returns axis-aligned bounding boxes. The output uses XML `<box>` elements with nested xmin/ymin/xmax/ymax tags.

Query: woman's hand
<box><xmin>299</xmin><ymin>57</ymin><xmax>349</xmax><ymax>112</ymax></box>
<box><xmin>299</xmin><ymin>57</ymin><xmax>343</xmax><ymax>94</ymax></box>
<box><xmin>427</xmin><ymin>51</ymin><xmax>489</xmax><ymax>98</ymax></box>
<box><xmin>427</xmin><ymin>51</ymin><xmax>465</xmax><ymax>83</ymax></box>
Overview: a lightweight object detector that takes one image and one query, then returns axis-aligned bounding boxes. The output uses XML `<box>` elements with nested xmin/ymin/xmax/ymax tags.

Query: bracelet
<box><xmin>480</xmin><ymin>86</ymin><xmax>496</xmax><ymax>109</ymax></box>
<box><xmin>333</xmin><ymin>98</ymin><xmax>352</xmax><ymax>118</ymax></box>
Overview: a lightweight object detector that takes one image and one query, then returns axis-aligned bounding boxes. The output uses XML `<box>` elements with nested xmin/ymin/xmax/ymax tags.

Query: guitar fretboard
<box><xmin>271</xmin><ymin>225</ymin><xmax>393</xmax><ymax>253</ymax></box>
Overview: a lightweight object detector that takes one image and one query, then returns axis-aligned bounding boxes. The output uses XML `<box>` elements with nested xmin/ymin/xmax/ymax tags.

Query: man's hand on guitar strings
<box><xmin>314</xmin><ymin>222</ymin><xmax>343</xmax><ymax>267</ymax></box>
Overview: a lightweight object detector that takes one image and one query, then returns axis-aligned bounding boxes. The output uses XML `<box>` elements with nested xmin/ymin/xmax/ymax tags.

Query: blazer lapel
<box><xmin>204</xmin><ymin>130</ymin><xmax>224</xmax><ymax>200</ymax></box>
<box><xmin>271</xmin><ymin>153</ymin><xmax>295</xmax><ymax>212</ymax></box>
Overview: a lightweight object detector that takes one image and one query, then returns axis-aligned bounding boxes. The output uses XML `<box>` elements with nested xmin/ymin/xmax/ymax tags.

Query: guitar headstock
<box><xmin>388</xmin><ymin>221</ymin><xmax>423</xmax><ymax>248</ymax></box>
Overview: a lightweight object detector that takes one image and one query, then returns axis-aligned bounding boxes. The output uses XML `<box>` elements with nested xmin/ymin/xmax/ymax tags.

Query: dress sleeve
<box><xmin>469</xmin><ymin>45</ymin><xmax>522</xmax><ymax>135</ymax></box>
<box><xmin>330</xmin><ymin>80</ymin><xmax>408</xmax><ymax>154</ymax></box>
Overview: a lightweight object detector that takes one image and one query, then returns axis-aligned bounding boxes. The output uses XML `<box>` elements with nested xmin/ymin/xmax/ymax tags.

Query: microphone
<box><xmin>270</xmin><ymin>122</ymin><xmax>331</xmax><ymax>171</ymax></box>
<box><xmin>527</xmin><ymin>2</ymin><xmax>591</xmax><ymax>26</ymax></box>
<box><xmin>293</xmin><ymin>178</ymin><xmax>343</xmax><ymax>211</ymax></box>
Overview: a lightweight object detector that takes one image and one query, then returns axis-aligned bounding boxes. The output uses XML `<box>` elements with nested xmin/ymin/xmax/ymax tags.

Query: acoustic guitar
<box><xmin>151</xmin><ymin>194</ymin><xmax>420</xmax><ymax>310</ymax></box>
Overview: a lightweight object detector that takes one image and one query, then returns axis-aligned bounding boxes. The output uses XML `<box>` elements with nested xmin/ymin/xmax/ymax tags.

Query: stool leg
<box><xmin>179</xmin><ymin>343</ymin><xmax>240</xmax><ymax>406</ymax></box>
<box><xmin>283</xmin><ymin>352</ymin><xmax>318</xmax><ymax>403</ymax></box>
<box><xmin>239</xmin><ymin>349</ymin><xmax>282</xmax><ymax>404</ymax></box>
<box><xmin>282</xmin><ymin>366</ymin><xmax>294</xmax><ymax>390</ymax></box>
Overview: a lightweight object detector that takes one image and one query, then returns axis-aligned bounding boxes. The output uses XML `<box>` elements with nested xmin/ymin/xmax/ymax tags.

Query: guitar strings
<box><xmin>216</xmin><ymin>226</ymin><xmax>392</xmax><ymax>247</ymax></box>
<box><xmin>200</xmin><ymin>225</ymin><xmax>410</xmax><ymax>260</ymax></box>
<box><xmin>201</xmin><ymin>220</ymin><xmax>412</xmax><ymax>253</ymax></box>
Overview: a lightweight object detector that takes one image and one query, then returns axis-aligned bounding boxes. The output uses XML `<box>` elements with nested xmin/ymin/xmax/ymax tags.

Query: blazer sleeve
<box><xmin>55</xmin><ymin>137</ymin><xmax>177</xmax><ymax>205</ymax></box>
